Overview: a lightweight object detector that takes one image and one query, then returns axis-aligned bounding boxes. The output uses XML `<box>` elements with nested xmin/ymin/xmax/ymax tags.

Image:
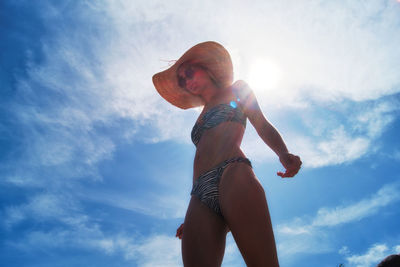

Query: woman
<box><xmin>152</xmin><ymin>41</ymin><xmax>301</xmax><ymax>267</ymax></box>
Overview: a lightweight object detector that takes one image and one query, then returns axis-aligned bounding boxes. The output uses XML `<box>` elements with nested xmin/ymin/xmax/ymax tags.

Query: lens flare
<box><xmin>230</xmin><ymin>100</ymin><xmax>238</xmax><ymax>108</ymax></box>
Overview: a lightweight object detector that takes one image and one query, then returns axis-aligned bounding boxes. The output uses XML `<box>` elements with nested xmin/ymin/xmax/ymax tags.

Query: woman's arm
<box><xmin>232</xmin><ymin>80</ymin><xmax>302</xmax><ymax>178</ymax></box>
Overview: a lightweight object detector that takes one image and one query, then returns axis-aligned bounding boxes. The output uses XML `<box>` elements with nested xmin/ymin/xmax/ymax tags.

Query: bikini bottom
<box><xmin>190</xmin><ymin>156</ymin><xmax>252</xmax><ymax>217</ymax></box>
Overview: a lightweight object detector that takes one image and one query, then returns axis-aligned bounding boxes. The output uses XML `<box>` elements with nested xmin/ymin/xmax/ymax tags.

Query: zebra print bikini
<box><xmin>191</xmin><ymin>157</ymin><xmax>252</xmax><ymax>216</ymax></box>
<box><xmin>191</xmin><ymin>103</ymin><xmax>247</xmax><ymax>146</ymax></box>
<box><xmin>190</xmin><ymin>103</ymin><xmax>252</xmax><ymax>217</ymax></box>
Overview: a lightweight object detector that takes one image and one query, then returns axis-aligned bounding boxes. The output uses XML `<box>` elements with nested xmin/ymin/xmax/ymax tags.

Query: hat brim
<box><xmin>152</xmin><ymin>41</ymin><xmax>233</xmax><ymax>109</ymax></box>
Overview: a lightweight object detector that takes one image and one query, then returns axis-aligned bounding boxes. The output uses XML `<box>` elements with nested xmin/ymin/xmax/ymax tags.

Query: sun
<box><xmin>248</xmin><ymin>59</ymin><xmax>283</xmax><ymax>96</ymax></box>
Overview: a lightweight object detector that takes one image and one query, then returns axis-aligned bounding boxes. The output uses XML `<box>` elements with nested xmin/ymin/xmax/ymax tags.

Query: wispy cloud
<box><xmin>13</xmin><ymin>226</ymin><xmax>183</xmax><ymax>266</ymax></box>
<box><xmin>79</xmin><ymin>190</ymin><xmax>189</xmax><ymax>219</ymax></box>
<box><xmin>4</xmin><ymin>0</ymin><xmax>400</xmax><ymax>194</ymax></box>
<box><xmin>2</xmin><ymin>1</ymin><xmax>400</xmax><ymax>267</ymax></box>
<box><xmin>289</xmin><ymin>98</ymin><xmax>399</xmax><ymax>167</ymax></box>
<box><xmin>3</xmin><ymin>188</ymin><xmax>242</xmax><ymax>266</ymax></box>
<box><xmin>3</xmin><ymin>189</ymin><xmax>181</xmax><ymax>265</ymax></box>
<box><xmin>222</xmin><ymin>233</ymin><xmax>246</xmax><ymax>266</ymax></box>
<box><xmin>99</xmin><ymin>0</ymin><xmax>400</xmax><ymax>167</ymax></box>
<box><xmin>133</xmin><ymin>235</ymin><xmax>182</xmax><ymax>267</ymax></box>
<box><xmin>293</xmin><ymin>126</ymin><xmax>370</xmax><ymax>168</ymax></box>
<box><xmin>276</xmin><ymin>183</ymin><xmax>400</xmax><ymax>257</ymax></box>
<box><xmin>342</xmin><ymin>243</ymin><xmax>400</xmax><ymax>267</ymax></box>
<box><xmin>3</xmin><ymin>193</ymin><xmax>86</xmax><ymax>229</ymax></box>
<box><xmin>311</xmin><ymin>183</ymin><xmax>400</xmax><ymax>227</ymax></box>
<box><xmin>234</xmin><ymin>0</ymin><xmax>400</xmax><ymax>105</ymax></box>
<box><xmin>346</xmin><ymin>243</ymin><xmax>388</xmax><ymax>267</ymax></box>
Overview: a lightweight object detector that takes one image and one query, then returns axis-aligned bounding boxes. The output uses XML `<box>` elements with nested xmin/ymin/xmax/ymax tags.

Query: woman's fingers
<box><xmin>277</xmin><ymin>170</ymin><xmax>295</xmax><ymax>178</ymax></box>
<box><xmin>277</xmin><ymin>171</ymin><xmax>285</xmax><ymax>177</ymax></box>
<box><xmin>176</xmin><ymin>224</ymin><xmax>184</xmax><ymax>239</ymax></box>
<box><xmin>176</xmin><ymin>229</ymin><xmax>182</xmax><ymax>239</ymax></box>
<box><xmin>277</xmin><ymin>154</ymin><xmax>302</xmax><ymax>178</ymax></box>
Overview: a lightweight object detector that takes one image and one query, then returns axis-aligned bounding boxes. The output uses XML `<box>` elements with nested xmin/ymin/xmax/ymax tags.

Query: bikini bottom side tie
<box><xmin>190</xmin><ymin>157</ymin><xmax>252</xmax><ymax>217</ymax></box>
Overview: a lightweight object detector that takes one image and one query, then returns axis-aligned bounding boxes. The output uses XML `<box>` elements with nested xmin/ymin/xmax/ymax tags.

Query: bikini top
<box><xmin>191</xmin><ymin>103</ymin><xmax>247</xmax><ymax>146</ymax></box>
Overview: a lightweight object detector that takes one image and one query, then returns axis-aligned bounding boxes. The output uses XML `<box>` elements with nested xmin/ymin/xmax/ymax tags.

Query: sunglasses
<box><xmin>177</xmin><ymin>65</ymin><xmax>204</xmax><ymax>89</ymax></box>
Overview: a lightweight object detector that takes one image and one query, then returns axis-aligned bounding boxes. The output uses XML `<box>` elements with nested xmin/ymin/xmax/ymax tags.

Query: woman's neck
<box><xmin>203</xmin><ymin>85</ymin><xmax>234</xmax><ymax>108</ymax></box>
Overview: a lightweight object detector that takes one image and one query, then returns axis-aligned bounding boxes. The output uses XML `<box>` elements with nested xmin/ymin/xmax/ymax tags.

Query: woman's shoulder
<box><xmin>231</xmin><ymin>80</ymin><xmax>252</xmax><ymax>99</ymax></box>
<box><xmin>230</xmin><ymin>80</ymin><xmax>258</xmax><ymax>112</ymax></box>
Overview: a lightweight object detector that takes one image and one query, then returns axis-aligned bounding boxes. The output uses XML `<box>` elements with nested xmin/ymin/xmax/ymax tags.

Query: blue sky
<box><xmin>1</xmin><ymin>0</ymin><xmax>400</xmax><ymax>266</ymax></box>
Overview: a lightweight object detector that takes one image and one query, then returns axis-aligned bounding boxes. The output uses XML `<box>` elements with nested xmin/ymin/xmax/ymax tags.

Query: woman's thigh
<box><xmin>182</xmin><ymin>195</ymin><xmax>229</xmax><ymax>267</ymax></box>
<box><xmin>219</xmin><ymin>164</ymin><xmax>279</xmax><ymax>267</ymax></box>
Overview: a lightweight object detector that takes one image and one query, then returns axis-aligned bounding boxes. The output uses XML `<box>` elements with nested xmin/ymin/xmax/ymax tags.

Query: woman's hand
<box><xmin>277</xmin><ymin>153</ymin><xmax>302</xmax><ymax>178</ymax></box>
<box><xmin>176</xmin><ymin>223</ymin><xmax>184</xmax><ymax>239</ymax></box>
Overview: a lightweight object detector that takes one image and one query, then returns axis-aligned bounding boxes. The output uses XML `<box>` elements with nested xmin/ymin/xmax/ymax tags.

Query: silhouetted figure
<box><xmin>377</xmin><ymin>254</ymin><xmax>400</xmax><ymax>267</ymax></box>
<box><xmin>153</xmin><ymin>41</ymin><xmax>302</xmax><ymax>267</ymax></box>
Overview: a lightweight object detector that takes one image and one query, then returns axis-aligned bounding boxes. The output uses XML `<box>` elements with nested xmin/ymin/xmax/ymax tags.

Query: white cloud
<box><xmin>311</xmin><ymin>184</ymin><xmax>400</xmax><ymax>227</ymax></box>
<box><xmin>339</xmin><ymin>246</ymin><xmax>350</xmax><ymax>256</ymax></box>
<box><xmin>278</xmin><ymin>225</ymin><xmax>311</xmax><ymax>235</ymax></box>
<box><xmin>2</xmin><ymin>189</ymin><xmax>183</xmax><ymax>265</ymax></box>
<box><xmin>7</xmin><ymin>0</ymin><xmax>400</xmax><ymax>191</ymax></box>
<box><xmin>3</xmin><ymin>206</ymin><xmax>26</xmax><ymax>228</ymax></box>
<box><xmin>3</xmin><ymin>193</ymin><xmax>86</xmax><ymax>229</ymax></box>
<box><xmin>3</xmin><ymin>191</ymin><xmax>183</xmax><ymax>266</ymax></box>
<box><xmin>289</xmin><ymin>97</ymin><xmax>399</xmax><ymax>168</ymax></box>
<box><xmin>346</xmin><ymin>243</ymin><xmax>388</xmax><ymax>267</ymax></box>
<box><xmin>4</xmin><ymin>193</ymin><xmax>112</xmax><ymax>255</ymax></box>
<box><xmin>276</xmin><ymin>183</ymin><xmax>400</xmax><ymax>257</ymax></box>
<box><xmin>134</xmin><ymin>235</ymin><xmax>182</xmax><ymax>267</ymax></box>
<box><xmin>241</xmin><ymin>126</ymin><xmax>277</xmax><ymax>163</ymax></box>
<box><xmin>343</xmin><ymin>243</ymin><xmax>400</xmax><ymax>267</ymax></box>
<box><xmin>239</xmin><ymin>97</ymin><xmax>398</xmax><ymax>168</ymax></box>
<box><xmin>277</xmin><ymin>225</ymin><xmax>332</xmax><ymax>257</ymax></box>
<box><xmin>4</xmin><ymin>1</ymin><xmax>400</xmax><ymax>266</ymax></box>
<box><xmin>81</xmin><ymin>190</ymin><xmax>189</xmax><ymax>219</ymax></box>
<box><xmin>12</xmin><ymin>229</ymin><xmax>183</xmax><ymax>267</ymax></box>
<box><xmin>221</xmin><ymin>233</ymin><xmax>246</xmax><ymax>267</ymax></box>
<box><xmin>295</xmin><ymin>126</ymin><xmax>370</xmax><ymax>168</ymax></box>
<box><xmin>97</xmin><ymin>0</ymin><xmax>400</xmax><ymax>168</ymax></box>
<box><xmin>352</xmin><ymin>101</ymin><xmax>397</xmax><ymax>139</ymax></box>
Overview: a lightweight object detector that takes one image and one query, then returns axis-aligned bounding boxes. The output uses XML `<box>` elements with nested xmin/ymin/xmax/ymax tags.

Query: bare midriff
<box><xmin>192</xmin><ymin>121</ymin><xmax>246</xmax><ymax>182</ymax></box>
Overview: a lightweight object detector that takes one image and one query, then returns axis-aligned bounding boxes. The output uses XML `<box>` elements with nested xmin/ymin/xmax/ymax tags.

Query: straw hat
<box><xmin>152</xmin><ymin>41</ymin><xmax>233</xmax><ymax>109</ymax></box>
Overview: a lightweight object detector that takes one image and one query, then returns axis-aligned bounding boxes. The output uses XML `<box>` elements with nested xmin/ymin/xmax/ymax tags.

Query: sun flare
<box><xmin>248</xmin><ymin>59</ymin><xmax>283</xmax><ymax>96</ymax></box>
